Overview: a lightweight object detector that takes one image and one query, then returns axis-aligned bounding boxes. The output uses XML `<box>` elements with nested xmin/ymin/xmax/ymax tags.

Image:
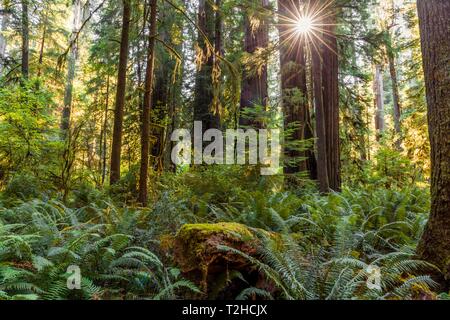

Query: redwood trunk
<box><xmin>278</xmin><ymin>0</ymin><xmax>310</xmax><ymax>177</ymax></box>
<box><xmin>240</xmin><ymin>0</ymin><xmax>269</xmax><ymax>128</ymax></box>
<box><xmin>110</xmin><ymin>0</ymin><xmax>131</xmax><ymax>185</ymax></box>
<box><xmin>373</xmin><ymin>64</ymin><xmax>385</xmax><ymax>140</ymax></box>
<box><xmin>312</xmin><ymin>26</ymin><xmax>330</xmax><ymax>193</ymax></box>
<box><xmin>138</xmin><ymin>0</ymin><xmax>158</xmax><ymax>206</ymax></box>
<box><xmin>388</xmin><ymin>53</ymin><xmax>402</xmax><ymax>147</ymax></box>
<box><xmin>21</xmin><ymin>0</ymin><xmax>29</xmax><ymax>79</ymax></box>
<box><xmin>193</xmin><ymin>0</ymin><xmax>220</xmax><ymax>132</ymax></box>
<box><xmin>322</xmin><ymin>12</ymin><xmax>341</xmax><ymax>191</ymax></box>
<box><xmin>416</xmin><ymin>0</ymin><xmax>450</xmax><ymax>280</ymax></box>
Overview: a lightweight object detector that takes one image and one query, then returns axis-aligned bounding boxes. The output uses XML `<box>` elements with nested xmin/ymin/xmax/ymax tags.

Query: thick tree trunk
<box><xmin>312</xmin><ymin>28</ymin><xmax>330</xmax><ymax>193</ymax></box>
<box><xmin>416</xmin><ymin>0</ymin><xmax>450</xmax><ymax>280</ymax></box>
<box><xmin>61</xmin><ymin>0</ymin><xmax>83</xmax><ymax>134</ymax></box>
<box><xmin>278</xmin><ymin>0</ymin><xmax>309</xmax><ymax>178</ymax></box>
<box><xmin>373</xmin><ymin>64</ymin><xmax>385</xmax><ymax>140</ymax></box>
<box><xmin>240</xmin><ymin>0</ymin><xmax>269</xmax><ymax>128</ymax></box>
<box><xmin>138</xmin><ymin>0</ymin><xmax>158</xmax><ymax>207</ymax></box>
<box><xmin>110</xmin><ymin>0</ymin><xmax>131</xmax><ymax>185</ymax></box>
<box><xmin>322</xmin><ymin>12</ymin><xmax>341</xmax><ymax>192</ymax></box>
<box><xmin>193</xmin><ymin>0</ymin><xmax>220</xmax><ymax>132</ymax></box>
<box><xmin>21</xmin><ymin>0</ymin><xmax>29</xmax><ymax>79</ymax></box>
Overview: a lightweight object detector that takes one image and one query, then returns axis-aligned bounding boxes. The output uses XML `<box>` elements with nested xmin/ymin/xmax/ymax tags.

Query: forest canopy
<box><xmin>0</xmin><ymin>0</ymin><xmax>449</xmax><ymax>301</ymax></box>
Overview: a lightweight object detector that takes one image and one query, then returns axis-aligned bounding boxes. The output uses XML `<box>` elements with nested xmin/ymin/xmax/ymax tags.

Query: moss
<box><xmin>177</xmin><ymin>222</ymin><xmax>255</xmax><ymax>242</ymax></box>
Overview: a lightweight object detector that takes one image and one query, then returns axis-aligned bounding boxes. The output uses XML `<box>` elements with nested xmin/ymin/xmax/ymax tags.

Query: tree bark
<box><xmin>21</xmin><ymin>0</ymin><xmax>29</xmax><ymax>79</ymax></box>
<box><xmin>240</xmin><ymin>0</ymin><xmax>269</xmax><ymax>128</ymax></box>
<box><xmin>373</xmin><ymin>64</ymin><xmax>385</xmax><ymax>141</ymax></box>
<box><xmin>388</xmin><ymin>52</ymin><xmax>402</xmax><ymax>145</ymax></box>
<box><xmin>416</xmin><ymin>0</ymin><xmax>450</xmax><ymax>280</ymax></box>
<box><xmin>193</xmin><ymin>0</ymin><xmax>220</xmax><ymax>132</ymax></box>
<box><xmin>60</xmin><ymin>0</ymin><xmax>84</xmax><ymax>134</ymax></box>
<box><xmin>102</xmin><ymin>76</ymin><xmax>110</xmax><ymax>185</ymax></box>
<box><xmin>138</xmin><ymin>0</ymin><xmax>158</xmax><ymax>207</ymax></box>
<box><xmin>311</xmin><ymin>18</ymin><xmax>330</xmax><ymax>193</ymax></box>
<box><xmin>278</xmin><ymin>0</ymin><xmax>310</xmax><ymax>178</ymax></box>
<box><xmin>0</xmin><ymin>3</ymin><xmax>10</xmax><ymax>76</ymax></box>
<box><xmin>37</xmin><ymin>14</ymin><xmax>47</xmax><ymax>78</ymax></box>
<box><xmin>322</xmin><ymin>11</ymin><xmax>341</xmax><ymax>192</ymax></box>
<box><xmin>387</xmin><ymin>0</ymin><xmax>402</xmax><ymax>148</ymax></box>
<box><xmin>110</xmin><ymin>0</ymin><xmax>131</xmax><ymax>185</ymax></box>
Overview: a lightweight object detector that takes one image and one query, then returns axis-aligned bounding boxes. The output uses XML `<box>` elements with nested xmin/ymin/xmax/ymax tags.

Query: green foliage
<box><xmin>3</xmin><ymin>172</ymin><xmax>43</xmax><ymax>201</ymax></box>
<box><xmin>0</xmin><ymin>199</ymin><xmax>199</xmax><ymax>300</ymax></box>
<box><xmin>0</xmin><ymin>81</ymin><xmax>61</xmax><ymax>181</ymax></box>
<box><xmin>217</xmin><ymin>186</ymin><xmax>437</xmax><ymax>300</ymax></box>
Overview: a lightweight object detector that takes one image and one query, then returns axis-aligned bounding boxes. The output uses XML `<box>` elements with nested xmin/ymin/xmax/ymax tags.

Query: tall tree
<box><xmin>0</xmin><ymin>0</ymin><xmax>11</xmax><ymax>76</ymax></box>
<box><xmin>102</xmin><ymin>76</ymin><xmax>110</xmax><ymax>184</ymax></box>
<box><xmin>373</xmin><ymin>64</ymin><xmax>385</xmax><ymax>140</ymax></box>
<box><xmin>311</xmin><ymin>21</ymin><xmax>329</xmax><ymax>193</ymax></box>
<box><xmin>416</xmin><ymin>0</ymin><xmax>450</xmax><ymax>280</ymax></box>
<box><xmin>138</xmin><ymin>0</ymin><xmax>157</xmax><ymax>207</ymax></box>
<box><xmin>60</xmin><ymin>0</ymin><xmax>85</xmax><ymax>134</ymax></box>
<box><xmin>110</xmin><ymin>0</ymin><xmax>131</xmax><ymax>185</ymax></box>
<box><xmin>322</xmin><ymin>8</ymin><xmax>341</xmax><ymax>191</ymax></box>
<box><xmin>386</xmin><ymin>0</ymin><xmax>402</xmax><ymax>147</ymax></box>
<box><xmin>278</xmin><ymin>0</ymin><xmax>311</xmax><ymax>178</ymax></box>
<box><xmin>37</xmin><ymin>12</ymin><xmax>48</xmax><ymax>78</ymax></box>
<box><xmin>193</xmin><ymin>0</ymin><xmax>220</xmax><ymax>132</ymax></box>
<box><xmin>240</xmin><ymin>0</ymin><xmax>269</xmax><ymax>127</ymax></box>
<box><xmin>21</xmin><ymin>0</ymin><xmax>29</xmax><ymax>79</ymax></box>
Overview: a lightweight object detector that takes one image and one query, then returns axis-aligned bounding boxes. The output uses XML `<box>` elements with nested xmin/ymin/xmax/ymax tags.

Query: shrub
<box><xmin>3</xmin><ymin>173</ymin><xmax>42</xmax><ymax>201</ymax></box>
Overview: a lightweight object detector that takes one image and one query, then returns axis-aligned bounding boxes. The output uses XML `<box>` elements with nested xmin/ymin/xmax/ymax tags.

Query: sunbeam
<box><xmin>277</xmin><ymin>0</ymin><xmax>338</xmax><ymax>58</ymax></box>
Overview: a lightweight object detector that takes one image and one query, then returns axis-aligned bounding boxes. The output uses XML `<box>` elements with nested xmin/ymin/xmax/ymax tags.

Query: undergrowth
<box><xmin>0</xmin><ymin>166</ymin><xmax>440</xmax><ymax>300</ymax></box>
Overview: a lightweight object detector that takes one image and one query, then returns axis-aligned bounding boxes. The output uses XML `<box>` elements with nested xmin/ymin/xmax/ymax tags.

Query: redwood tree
<box><xmin>311</xmin><ymin>26</ymin><xmax>329</xmax><ymax>193</ymax></box>
<box><xmin>110</xmin><ymin>0</ymin><xmax>131</xmax><ymax>185</ymax></box>
<box><xmin>278</xmin><ymin>0</ymin><xmax>312</xmax><ymax>178</ymax></box>
<box><xmin>416</xmin><ymin>0</ymin><xmax>450</xmax><ymax>279</ymax></box>
<box><xmin>322</xmin><ymin>11</ymin><xmax>340</xmax><ymax>191</ymax></box>
<box><xmin>373</xmin><ymin>64</ymin><xmax>385</xmax><ymax>140</ymax></box>
<box><xmin>138</xmin><ymin>0</ymin><xmax>158</xmax><ymax>206</ymax></box>
<box><xmin>21</xmin><ymin>0</ymin><xmax>29</xmax><ymax>79</ymax></box>
<box><xmin>193</xmin><ymin>0</ymin><xmax>220</xmax><ymax>132</ymax></box>
<box><xmin>240</xmin><ymin>0</ymin><xmax>269</xmax><ymax>127</ymax></box>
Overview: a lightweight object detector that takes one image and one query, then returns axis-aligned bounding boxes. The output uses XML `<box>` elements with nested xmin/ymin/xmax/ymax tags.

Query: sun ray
<box><xmin>277</xmin><ymin>0</ymin><xmax>339</xmax><ymax>59</ymax></box>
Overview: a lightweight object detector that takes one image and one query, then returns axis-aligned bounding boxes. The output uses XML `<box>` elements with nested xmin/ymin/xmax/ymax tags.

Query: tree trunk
<box><xmin>0</xmin><ymin>3</ymin><xmax>10</xmax><ymax>76</ymax></box>
<box><xmin>312</xmin><ymin>17</ymin><xmax>330</xmax><ymax>193</ymax></box>
<box><xmin>278</xmin><ymin>0</ymin><xmax>309</xmax><ymax>178</ymax></box>
<box><xmin>138</xmin><ymin>0</ymin><xmax>158</xmax><ymax>207</ymax></box>
<box><xmin>102</xmin><ymin>76</ymin><xmax>110</xmax><ymax>185</ymax></box>
<box><xmin>60</xmin><ymin>0</ymin><xmax>84</xmax><ymax>134</ymax></box>
<box><xmin>110</xmin><ymin>0</ymin><xmax>131</xmax><ymax>185</ymax></box>
<box><xmin>21</xmin><ymin>0</ymin><xmax>29</xmax><ymax>79</ymax></box>
<box><xmin>373</xmin><ymin>64</ymin><xmax>385</xmax><ymax>141</ymax></box>
<box><xmin>215</xmin><ymin>0</ymin><xmax>222</xmax><ymax>57</ymax></box>
<box><xmin>37</xmin><ymin>16</ymin><xmax>47</xmax><ymax>78</ymax></box>
<box><xmin>240</xmin><ymin>0</ymin><xmax>269</xmax><ymax>128</ymax></box>
<box><xmin>322</xmin><ymin>11</ymin><xmax>341</xmax><ymax>192</ymax></box>
<box><xmin>387</xmin><ymin>0</ymin><xmax>402</xmax><ymax>148</ymax></box>
<box><xmin>388</xmin><ymin>53</ymin><xmax>402</xmax><ymax>145</ymax></box>
<box><xmin>193</xmin><ymin>0</ymin><xmax>220</xmax><ymax>132</ymax></box>
<box><xmin>416</xmin><ymin>0</ymin><xmax>450</xmax><ymax>281</ymax></box>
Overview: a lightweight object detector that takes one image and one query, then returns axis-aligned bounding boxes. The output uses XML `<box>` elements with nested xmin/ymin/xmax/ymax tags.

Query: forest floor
<box><xmin>0</xmin><ymin>165</ymin><xmax>443</xmax><ymax>300</ymax></box>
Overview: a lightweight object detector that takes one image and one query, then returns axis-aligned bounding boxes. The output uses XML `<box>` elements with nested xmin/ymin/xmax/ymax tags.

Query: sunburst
<box><xmin>277</xmin><ymin>0</ymin><xmax>338</xmax><ymax>58</ymax></box>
